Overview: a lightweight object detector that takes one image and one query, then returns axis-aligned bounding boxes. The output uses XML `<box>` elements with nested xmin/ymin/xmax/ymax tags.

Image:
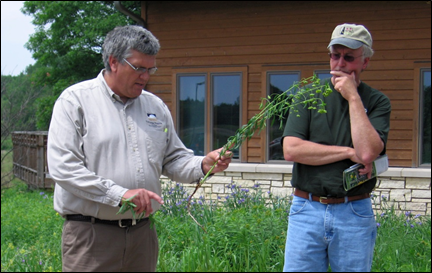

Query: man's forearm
<box><xmin>349</xmin><ymin>97</ymin><xmax>384</xmax><ymax>163</ymax></box>
<box><xmin>283</xmin><ymin>137</ymin><xmax>354</xmax><ymax>166</ymax></box>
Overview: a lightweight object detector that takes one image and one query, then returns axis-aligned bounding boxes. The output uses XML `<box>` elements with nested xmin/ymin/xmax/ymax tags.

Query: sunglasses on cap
<box><xmin>328</xmin><ymin>53</ymin><xmax>363</xmax><ymax>63</ymax></box>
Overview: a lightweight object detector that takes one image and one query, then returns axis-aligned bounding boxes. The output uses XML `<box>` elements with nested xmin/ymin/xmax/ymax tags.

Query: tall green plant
<box><xmin>186</xmin><ymin>74</ymin><xmax>332</xmax><ymax>230</ymax></box>
<box><xmin>116</xmin><ymin>74</ymin><xmax>332</xmax><ymax>229</ymax></box>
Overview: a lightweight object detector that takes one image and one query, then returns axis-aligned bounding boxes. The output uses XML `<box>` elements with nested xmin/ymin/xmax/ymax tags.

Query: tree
<box><xmin>1</xmin><ymin>73</ymin><xmax>45</xmax><ymax>187</ymax></box>
<box><xmin>21</xmin><ymin>1</ymin><xmax>140</xmax><ymax>129</ymax></box>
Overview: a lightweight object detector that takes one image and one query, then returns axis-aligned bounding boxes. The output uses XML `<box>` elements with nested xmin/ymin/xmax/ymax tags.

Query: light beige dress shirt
<box><xmin>48</xmin><ymin>70</ymin><xmax>204</xmax><ymax>220</ymax></box>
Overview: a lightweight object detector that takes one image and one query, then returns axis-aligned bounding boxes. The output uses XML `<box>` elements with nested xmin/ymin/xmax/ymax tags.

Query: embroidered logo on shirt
<box><xmin>146</xmin><ymin>113</ymin><xmax>164</xmax><ymax>130</ymax></box>
<box><xmin>147</xmin><ymin>113</ymin><xmax>157</xmax><ymax>121</ymax></box>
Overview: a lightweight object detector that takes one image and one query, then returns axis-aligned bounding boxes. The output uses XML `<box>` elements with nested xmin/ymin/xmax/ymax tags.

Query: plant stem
<box><xmin>186</xmin><ymin>74</ymin><xmax>332</xmax><ymax>229</ymax></box>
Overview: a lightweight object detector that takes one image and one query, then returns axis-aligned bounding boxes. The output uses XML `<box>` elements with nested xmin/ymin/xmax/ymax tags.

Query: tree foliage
<box><xmin>21</xmin><ymin>1</ymin><xmax>141</xmax><ymax>129</ymax></box>
<box><xmin>1</xmin><ymin>73</ymin><xmax>47</xmax><ymax>186</ymax></box>
<box><xmin>1</xmin><ymin>74</ymin><xmax>43</xmax><ymax>147</ymax></box>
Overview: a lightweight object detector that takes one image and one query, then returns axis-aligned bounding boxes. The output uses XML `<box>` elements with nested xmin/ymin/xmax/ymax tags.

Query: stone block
<box><xmin>406</xmin><ymin>178</ymin><xmax>431</xmax><ymax>189</ymax></box>
<box><xmin>402</xmin><ymin>168</ymin><xmax>431</xmax><ymax>178</ymax></box>
<box><xmin>412</xmin><ymin>190</ymin><xmax>431</xmax><ymax>199</ymax></box>
<box><xmin>283</xmin><ymin>174</ymin><xmax>293</xmax><ymax>180</ymax></box>
<box><xmin>243</xmin><ymin>173</ymin><xmax>283</xmax><ymax>180</ymax></box>
<box><xmin>271</xmin><ymin>187</ymin><xmax>290</xmax><ymax>197</ymax></box>
<box><xmin>390</xmin><ymin>189</ymin><xmax>411</xmax><ymax>201</ymax></box>
<box><xmin>224</xmin><ymin>172</ymin><xmax>242</xmax><ymax>177</ymax></box>
<box><xmin>208</xmin><ymin>176</ymin><xmax>233</xmax><ymax>183</ymax></box>
<box><xmin>399</xmin><ymin>202</ymin><xmax>427</xmax><ymax>212</ymax></box>
<box><xmin>256</xmin><ymin>164</ymin><xmax>292</xmax><ymax>173</ymax></box>
<box><xmin>378</xmin><ymin>180</ymin><xmax>405</xmax><ymax>189</ymax></box>
<box><xmin>255</xmin><ymin>180</ymin><xmax>271</xmax><ymax>185</ymax></box>
<box><xmin>225</xmin><ymin>163</ymin><xmax>258</xmax><ymax>172</ymax></box>
<box><xmin>212</xmin><ymin>183</ymin><xmax>225</xmax><ymax>194</ymax></box>
<box><xmin>379</xmin><ymin>168</ymin><xmax>402</xmax><ymax>177</ymax></box>
<box><xmin>235</xmin><ymin>179</ymin><xmax>256</xmax><ymax>188</ymax></box>
<box><xmin>272</xmin><ymin>181</ymin><xmax>284</xmax><ymax>187</ymax></box>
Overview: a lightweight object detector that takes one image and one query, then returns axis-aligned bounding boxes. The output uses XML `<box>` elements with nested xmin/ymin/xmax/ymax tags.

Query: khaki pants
<box><xmin>62</xmin><ymin>219</ymin><xmax>158</xmax><ymax>272</ymax></box>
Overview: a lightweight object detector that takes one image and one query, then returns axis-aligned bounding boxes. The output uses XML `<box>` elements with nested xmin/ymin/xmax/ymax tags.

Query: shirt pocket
<box><xmin>145</xmin><ymin>131</ymin><xmax>168</xmax><ymax>165</ymax></box>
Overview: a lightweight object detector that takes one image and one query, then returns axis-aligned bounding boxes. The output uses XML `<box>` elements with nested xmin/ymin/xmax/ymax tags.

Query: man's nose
<box><xmin>336</xmin><ymin>56</ymin><xmax>346</xmax><ymax>67</ymax></box>
<box><xmin>139</xmin><ymin>71</ymin><xmax>150</xmax><ymax>80</ymax></box>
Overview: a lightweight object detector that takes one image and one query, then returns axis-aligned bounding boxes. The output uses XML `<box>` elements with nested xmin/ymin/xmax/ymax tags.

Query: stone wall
<box><xmin>161</xmin><ymin>163</ymin><xmax>431</xmax><ymax>216</ymax></box>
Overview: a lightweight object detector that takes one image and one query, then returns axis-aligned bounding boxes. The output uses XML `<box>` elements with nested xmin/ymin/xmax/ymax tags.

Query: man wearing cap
<box><xmin>281</xmin><ymin>23</ymin><xmax>391</xmax><ymax>272</ymax></box>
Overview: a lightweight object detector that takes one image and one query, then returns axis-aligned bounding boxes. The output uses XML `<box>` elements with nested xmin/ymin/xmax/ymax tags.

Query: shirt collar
<box><xmin>98</xmin><ymin>69</ymin><xmax>130</xmax><ymax>104</ymax></box>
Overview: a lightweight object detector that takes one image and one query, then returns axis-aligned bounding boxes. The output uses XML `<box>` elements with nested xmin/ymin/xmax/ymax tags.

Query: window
<box><xmin>420</xmin><ymin>68</ymin><xmax>431</xmax><ymax>165</ymax></box>
<box><xmin>212</xmin><ymin>74</ymin><xmax>241</xmax><ymax>158</ymax></box>
<box><xmin>315</xmin><ymin>70</ymin><xmax>332</xmax><ymax>81</ymax></box>
<box><xmin>266</xmin><ymin>72</ymin><xmax>300</xmax><ymax>161</ymax></box>
<box><xmin>176</xmin><ymin>72</ymin><xmax>242</xmax><ymax>159</ymax></box>
<box><xmin>177</xmin><ymin>75</ymin><xmax>206</xmax><ymax>155</ymax></box>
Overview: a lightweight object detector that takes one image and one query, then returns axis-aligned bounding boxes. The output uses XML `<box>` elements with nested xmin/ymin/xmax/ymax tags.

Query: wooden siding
<box><xmin>142</xmin><ymin>1</ymin><xmax>431</xmax><ymax>167</ymax></box>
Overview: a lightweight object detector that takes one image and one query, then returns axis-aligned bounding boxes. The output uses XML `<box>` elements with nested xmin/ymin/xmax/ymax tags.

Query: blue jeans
<box><xmin>283</xmin><ymin>195</ymin><xmax>377</xmax><ymax>272</ymax></box>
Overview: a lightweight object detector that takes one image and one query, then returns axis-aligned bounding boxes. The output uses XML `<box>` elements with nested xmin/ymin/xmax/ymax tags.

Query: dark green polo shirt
<box><xmin>282</xmin><ymin>79</ymin><xmax>391</xmax><ymax>197</ymax></box>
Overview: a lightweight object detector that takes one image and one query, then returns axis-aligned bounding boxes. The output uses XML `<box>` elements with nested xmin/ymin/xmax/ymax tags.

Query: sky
<box><xmin>1</xmin><ymin>1</ymin><xmax>36</xmax><ymax>76</ymax></box>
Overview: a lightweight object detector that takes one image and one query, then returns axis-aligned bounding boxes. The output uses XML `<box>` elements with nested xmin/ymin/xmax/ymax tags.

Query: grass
<box><xmin>1</xmin><ymin>150</ymin><xmax>14</xmax><ymax>188</ymax></box>
<box><xmin>1</xmin><ymin>179</ymin><xmax>430</xmax><ymax>272</ymax></box>
<box><xmin>1</xmin><ymin>183</ymin><xmax>63</xmax><ymax>272</ymax></box>
<box><xmin>372</xmin><ymin>196</ymin><xmax>431</xmax><ymax>272</ymax></box>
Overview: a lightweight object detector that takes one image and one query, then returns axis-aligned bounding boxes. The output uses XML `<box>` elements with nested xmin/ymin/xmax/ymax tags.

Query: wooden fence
<box><xmin>12</xmin><ymin>131</ymin><xmax>54</xmax><ymax>189</ymax></box>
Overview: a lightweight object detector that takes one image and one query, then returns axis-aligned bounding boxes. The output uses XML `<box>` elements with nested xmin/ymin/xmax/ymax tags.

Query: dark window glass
<box><xmin>178</xmin><ymin>75</ymin><xmax>206</xmax><ymax>155</ymax></box>
<box><xmin>212</xmin><ymin>74</ymin><xmax>241</xmax><ymax>159</ymax></box>
<box><xmin>421</xmin><ymin>69</ymin><xmax>431</xmax><ymax>165</ymax></box>
<box><xmin>315</xmin><ymin>70</ymin><xmax>332</xmax><ymax>81</ymax></box>
<box><xmin>267</xmin><ymin>72</ymin><xmax>300</xmax><ymax>161</ymax></box>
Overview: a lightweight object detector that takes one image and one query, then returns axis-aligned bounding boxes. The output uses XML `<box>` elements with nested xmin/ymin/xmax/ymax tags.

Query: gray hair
<box><xmin>102</xmin><ymin>25</ymin><xmax>160</xmax><ymax>71</ymax></box>
<box><xmin>361</xmin><ymin>44</ymin><xmax>374</xmax><ymax>59</ymax></box>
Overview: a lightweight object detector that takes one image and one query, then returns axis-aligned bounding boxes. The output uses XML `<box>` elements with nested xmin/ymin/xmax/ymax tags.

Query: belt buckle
<box><xmin>319</xmin><ymin>196</ymin><xmax>328</xmax><ymax>204</ymax></box>
<box><xmin>118</xmin><ymin>219</ymin><xmax>136</xmax><ymax>228</ymax></box>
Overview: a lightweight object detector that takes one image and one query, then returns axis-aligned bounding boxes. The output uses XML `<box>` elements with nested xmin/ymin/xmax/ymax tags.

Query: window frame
<box><xmin>417</xmin><ymin>67</ymin><xmax>431</xmax><ymax>166</ymax></box>
<box><xmin>172</xmin><ymin>66</ymin><xmax>248</xmax><ymax>161</ymax></box>
<box><xmin>412</xmin><ymin>63</ymin><xmax>431</xmax><ymax>167</ymax></box>
<box><xmin>175</xmin><ymin>73</ymin><xmax>207</xmax><ymax>156</ymax></box>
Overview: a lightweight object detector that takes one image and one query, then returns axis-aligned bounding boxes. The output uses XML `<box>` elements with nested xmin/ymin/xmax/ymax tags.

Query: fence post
<box><xmin>36</xmin><ymin>134</ymin><xmax>45</xmax><ymax>188</ymax></box>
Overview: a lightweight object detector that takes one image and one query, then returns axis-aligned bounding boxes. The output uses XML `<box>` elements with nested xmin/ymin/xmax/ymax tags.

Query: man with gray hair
<box><xmin>281</xmin><ymin>23</ymin><xmax>391</xmax><ymax>271</ymax></box>
<box><xmin>48</xmin><ymin>25</ymin><xmax>232</xmax><ymax>272</ymax></box>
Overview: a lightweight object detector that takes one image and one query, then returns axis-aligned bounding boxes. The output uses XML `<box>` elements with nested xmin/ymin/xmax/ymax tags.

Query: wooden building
<box><xmin>12</xmin><ymin>1</ymin><xmax>431</xmax><ymax>214</ymax></box>
<box><xmin>127</xmin><ymin>1</ymin><xmax>432</xmax><ymax>168</ymax></box>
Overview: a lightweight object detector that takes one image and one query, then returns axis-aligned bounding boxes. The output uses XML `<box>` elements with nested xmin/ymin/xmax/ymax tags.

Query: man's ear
<box><xmin>362</xmin><ymin>57</ymin><xmax>370</xmax><ymax>70</ymax></box>
<box><xmin>109</xmin><ymin>55</ymin><xmax>120</xmax><ymax>72</ymax></box>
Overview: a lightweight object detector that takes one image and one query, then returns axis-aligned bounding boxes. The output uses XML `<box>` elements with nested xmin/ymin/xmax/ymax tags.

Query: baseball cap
<box><xmin>327</xmin><ymin>23</ymin><xmax>372</xmax><ymax>49</ymax></box>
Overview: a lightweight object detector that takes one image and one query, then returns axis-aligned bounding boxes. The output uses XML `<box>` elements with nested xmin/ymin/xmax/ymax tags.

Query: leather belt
<box><xmin>66</xmin><ymin>214</ymin><xmax>148</xmax><ymax>228</ymax></box>
<box><xmin>294</xmin><ymin>188</ymin><xmax>370</xmax><ymax>204</ymax></box>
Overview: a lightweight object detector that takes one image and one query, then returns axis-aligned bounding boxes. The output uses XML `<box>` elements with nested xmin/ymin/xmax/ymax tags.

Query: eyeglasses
<box><xmin>123</xmin><ymin>58</ymin><xmax>158</xmax><ymax>75</ymax></box>
<box><xmin>328</xmin><ymin>53</ymin><xmax>363</xmax><ymax>63</ymax></box>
